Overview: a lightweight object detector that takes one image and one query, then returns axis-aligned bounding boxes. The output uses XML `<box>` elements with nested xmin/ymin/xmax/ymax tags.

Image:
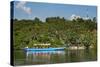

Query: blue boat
<box><xmin>24</xmin><ymin>47</ymin><xmax>65</xmax><ymax>51</ymax></box>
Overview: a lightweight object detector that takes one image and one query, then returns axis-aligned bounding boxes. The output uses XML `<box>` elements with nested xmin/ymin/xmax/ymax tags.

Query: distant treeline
<box><xmin>13</xmin><ymin>17</ymin><xmax>97</xmax><ymax>49</ymax></box>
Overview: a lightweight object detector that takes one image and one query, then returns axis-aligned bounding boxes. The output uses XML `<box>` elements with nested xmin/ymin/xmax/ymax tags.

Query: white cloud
<box><xmin>16</xmin><ymin>1</ymin><xmax>32</xmax><ymax>14</ymax></box>
<box><xmin>70</xmin><ymin>14</ymin><xmax>81</xmax><ymax>20</ymax></box>
<box><xmin>83</xmin><ymin>17</ymin><xmax>89</xmax><ymax>20</ymax></box>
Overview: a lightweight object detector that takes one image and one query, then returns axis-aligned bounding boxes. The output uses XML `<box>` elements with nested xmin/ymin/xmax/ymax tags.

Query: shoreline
<box><xmin>14</xmin><ymin>46</ymin><xmax>94</xmax><ymax>50</ymax></box>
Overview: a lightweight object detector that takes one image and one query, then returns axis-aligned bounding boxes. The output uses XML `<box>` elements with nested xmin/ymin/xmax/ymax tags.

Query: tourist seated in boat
<box><xmin>33</xmin><ymin>43</ymin><xmax>51</xmax><ymax>48</ymax></box>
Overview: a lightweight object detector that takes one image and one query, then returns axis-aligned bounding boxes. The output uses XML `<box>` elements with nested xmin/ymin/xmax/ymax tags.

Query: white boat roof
<box><xmin>34</xmin><ymin>43</ymin><xmax>51</xmax><ymax>46</ymax></box>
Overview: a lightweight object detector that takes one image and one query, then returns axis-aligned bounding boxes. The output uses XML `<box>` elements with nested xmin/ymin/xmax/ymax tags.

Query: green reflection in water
<box><xmin>14</xmin><ymin>49</ymin><xmax>97</xmax><ymax>66</ymax></box>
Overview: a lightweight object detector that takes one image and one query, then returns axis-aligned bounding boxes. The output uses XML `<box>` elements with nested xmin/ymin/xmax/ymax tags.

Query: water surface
<box><xmin>14</xmin><ymin>49</ymin><xmax>97</xmax><ymax>66</ymax></box>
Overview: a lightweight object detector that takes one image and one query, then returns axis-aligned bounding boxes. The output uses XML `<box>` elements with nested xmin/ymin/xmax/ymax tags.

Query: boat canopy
<box><xmin>34</xmin><ymin>43</ymin><xmax>51</xmax><ymax>46</ymax></box>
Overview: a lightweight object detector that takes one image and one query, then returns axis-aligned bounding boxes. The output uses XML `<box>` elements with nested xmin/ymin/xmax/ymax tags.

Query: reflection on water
<box><xmin>25</xmin><ymin>50</ymin><xmax>66</xmax><ymax>64</ymax></box>
<box><xmin>14</xmin><ymin>49</ymin><xmax>97</xmax><ymax>65</ymax></box>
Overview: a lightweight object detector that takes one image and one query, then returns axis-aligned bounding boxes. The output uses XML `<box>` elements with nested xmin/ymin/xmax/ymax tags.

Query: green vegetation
<box><xmin>13</xmin><ymin>17</ymin><xmax>97</xmax><ymax>49</ymax></box>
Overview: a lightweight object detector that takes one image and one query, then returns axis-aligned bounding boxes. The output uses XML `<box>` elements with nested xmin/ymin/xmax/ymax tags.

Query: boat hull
<box><xmin>24</xmin><ymin>47</ymin><xmax>65</xmax><ymax>51</ymax></box>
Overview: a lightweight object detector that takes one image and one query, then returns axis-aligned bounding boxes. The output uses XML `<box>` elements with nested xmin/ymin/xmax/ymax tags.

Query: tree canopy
<box><xmin>13</xmin><ymin>17</ymin><xmax>97</xmax><ymax>49</ymax></box>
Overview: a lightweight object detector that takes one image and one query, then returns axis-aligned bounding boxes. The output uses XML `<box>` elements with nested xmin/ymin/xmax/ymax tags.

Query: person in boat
<box><xmin>25</xmin><ymin>46</ymin><xmax>28</xmax><ymax>48</ymax></box>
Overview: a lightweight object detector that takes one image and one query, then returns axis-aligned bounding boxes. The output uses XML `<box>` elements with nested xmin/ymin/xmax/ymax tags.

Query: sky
<box><xmin>13</xmin><ymin>1</ymin><xmax>97</xmax><ymax>21</ymax></box>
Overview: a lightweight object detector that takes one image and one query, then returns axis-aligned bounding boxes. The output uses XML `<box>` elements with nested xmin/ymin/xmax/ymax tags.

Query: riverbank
<box><xmin>14</xmin><ymin>45</ymin><xmax>94</xmax><ymax>51</ymax></box>
<box><xmin>65</xmin><ymin>46</ymin><xmax>93</xmax><ymax>50</ymax></box>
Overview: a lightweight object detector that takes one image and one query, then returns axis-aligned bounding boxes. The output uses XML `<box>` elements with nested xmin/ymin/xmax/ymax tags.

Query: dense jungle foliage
<box><xmin>13</xmin><ymin>17</ymin><xmax>97</xmax><ymax>49</ymax></box>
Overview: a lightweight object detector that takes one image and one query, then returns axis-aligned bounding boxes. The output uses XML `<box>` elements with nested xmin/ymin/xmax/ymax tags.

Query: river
<box><xmin>14</xmin><ymin>49</ymin><xmax>97</xmax><ymax>66</ymax></box>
